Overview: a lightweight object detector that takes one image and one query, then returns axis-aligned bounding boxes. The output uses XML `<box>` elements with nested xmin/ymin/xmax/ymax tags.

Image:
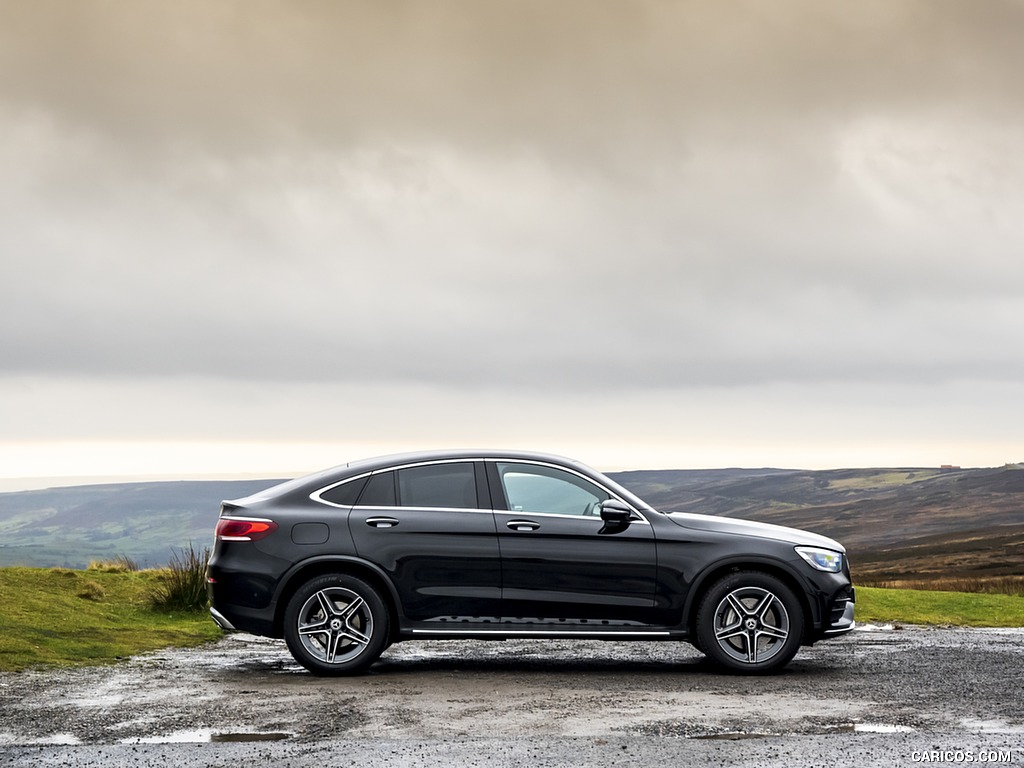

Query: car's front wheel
<box><xmin>695</xmin><ymin>571</ymin><xmax>803</xmax><ymax>674</ymax></box>
<box><xmin>283</xmin><ymin>574</ymin><xmax>389</xmax><ymax>676</ymax></box>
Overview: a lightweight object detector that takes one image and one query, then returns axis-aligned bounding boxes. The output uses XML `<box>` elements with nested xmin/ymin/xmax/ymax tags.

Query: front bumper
<box><xmin>823</xmin><ymin>585</ymin><xmax>856</xmax><ymax>636</ymax></box>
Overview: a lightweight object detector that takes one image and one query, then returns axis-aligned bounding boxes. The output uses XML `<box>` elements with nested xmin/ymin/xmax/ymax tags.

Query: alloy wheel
<box><xmin>711</xmin><ymin>586</ymin><xmax>790</xmax><ymax>665</ymax></box>
<box><xmin>295</xmin><ymin>587</ymin><xmax>374</xmax><ymax>665</ymax></box>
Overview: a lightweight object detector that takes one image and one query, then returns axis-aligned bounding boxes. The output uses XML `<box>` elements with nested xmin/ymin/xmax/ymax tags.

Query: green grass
<box><xmin>2</xmin><ymin>569</ymin><xmax>1021</xmax><ymax>673</ymax></box>
<box><xmin>0</xmin><ymin>567</ymin><xmax>221</xmax><ymax>672</ymax></box>
<box><xmin>858</xmin><ymin>575</ymin><xmax>1024</xmax><ymax>596</ymax></box>
<box><xmin>149</xmin><ymin>543</ymin><xmax>211</xmax><ymax>612</ymax></box>
<box><xmin>856</xmin><ymin>585</ymin><xmax>1024</xmax><ymax>626</ymax></box>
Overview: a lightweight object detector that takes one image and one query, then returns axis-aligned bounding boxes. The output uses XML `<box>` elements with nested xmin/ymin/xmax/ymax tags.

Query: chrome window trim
<box><xmin>310</xmin><ymin>471</ymin><xmax>374</xmax><ymax>509</ymax></box>
<box><xmin>312</xmin><ymin>459</ymin><xmax>481</xmax><ymax>511</ymax></box>
<box><xmin>367</xmin><ymin>506</ymin><xmax>495</xmax><ymax>515</ymax></box>
<box><xmin>489</xmin><ymin>458</ymin><xmax>650</xmax><ymax>525</ymax></box>
<box><xmin>493</xmin><ymin>509</ymin><xmax>650</xmax><ymax>526</ymax></box>
<box><xmin>309</xmin><ymin>456</ymin><xmax>650</xmax><ymax>524</ymax></box>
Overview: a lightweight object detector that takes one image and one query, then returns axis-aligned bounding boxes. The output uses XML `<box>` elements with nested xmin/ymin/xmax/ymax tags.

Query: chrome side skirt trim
<box><xmin>410</xmin><ymin>629</ymin><xmax>671</xmax><ymax>637</ymax></box>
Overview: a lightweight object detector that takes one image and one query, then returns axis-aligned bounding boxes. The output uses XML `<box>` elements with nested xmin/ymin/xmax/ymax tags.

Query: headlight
<box><xmin>795</xmin><ymin>546</ymin><xmax>843</xmax><ymax>573</ymax></box>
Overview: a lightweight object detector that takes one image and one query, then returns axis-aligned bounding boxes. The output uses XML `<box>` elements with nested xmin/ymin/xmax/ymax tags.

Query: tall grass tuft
<box><xmin>77</xmin><ymin>579</ymin><xmax>106</xmax><ymax>601</ymax></box>
<box><xmin>150</xmin><ymin>543</ymin><xmax>211</xmax><ymax>613</ymax></box>
<box><xmin>88</xmin><ymin>554</ymin><xmax>140</xmax><ymax>573</ymax></box>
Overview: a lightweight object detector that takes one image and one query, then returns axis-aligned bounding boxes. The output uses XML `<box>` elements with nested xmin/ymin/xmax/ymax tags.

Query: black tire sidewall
<box><xmin>696</xmin><ymin>571</ymin><xmax>804</xmax><ymax>674</ymax></box>
<box><xmin>283</xmin><ymin>573</ymin><xmax>389</xmax><ymax>676</ymax></box>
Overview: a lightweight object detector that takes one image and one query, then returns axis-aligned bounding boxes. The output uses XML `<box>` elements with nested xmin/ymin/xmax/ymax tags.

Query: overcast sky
<box><xmin>1</xmin><ymin>0</ymin><xmax>1022</xmax><ymax>487</ymax></box>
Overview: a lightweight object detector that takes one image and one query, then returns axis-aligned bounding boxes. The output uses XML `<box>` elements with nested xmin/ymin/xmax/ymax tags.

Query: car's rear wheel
<box><xmin>283</xmin><ymin>574</ymin><xmax>389</xmax><ymax>676</ymax></box>
<box><xmin>695</xmin><ymin>571</ymin><xmax>803</xmax><ymax>674</ymax></box>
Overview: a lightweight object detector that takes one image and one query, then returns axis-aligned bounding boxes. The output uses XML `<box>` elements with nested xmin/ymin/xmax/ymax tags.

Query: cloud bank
<box><xmin>1</xmin><ymin>1</ymin><xmax>1021</xmax><ymax>471</ymax></box>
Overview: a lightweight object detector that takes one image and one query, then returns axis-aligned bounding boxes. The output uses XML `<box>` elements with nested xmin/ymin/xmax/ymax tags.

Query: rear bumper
<box><xmin>207</xmin><ymin>554</ymin><xmax>282</xmax><ymax>637</ymax></box>
<box><xmin>208</xmin><ymin>600</ymin><xmax>278</xmax><ymax>636</ymax></box>
<box><xmin>209</xmin><ymin>607</ymin><xmax>237</xmax><ymax>631</ymax></box>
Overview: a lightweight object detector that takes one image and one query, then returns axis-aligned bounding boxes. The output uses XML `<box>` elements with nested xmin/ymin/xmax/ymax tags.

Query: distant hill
<box><xmin>1</xmin><ymin>467</ymin><xmax>1021</xmax><ymax>580</ymax></box>
<box><xmin>616</xmin><ymin>466</ymin><xmax>1024</xmax><ymax>581</ymax></box>
<box><xmin>0</xmin><ymin>479</ymin><xmax>283</xmax><ymax>568</ymax></box>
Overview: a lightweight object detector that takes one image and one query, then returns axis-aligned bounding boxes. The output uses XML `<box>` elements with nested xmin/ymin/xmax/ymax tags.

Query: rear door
<box><xmin>348</xmin><ymin>460</ymin><xmax>501</xmax><ymax>622</ymax></box>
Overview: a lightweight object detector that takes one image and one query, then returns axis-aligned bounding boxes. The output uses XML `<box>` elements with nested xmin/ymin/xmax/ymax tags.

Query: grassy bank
<box><xmin>855</xmin><ymin>585</ymin><xmax>1024</xmax><ymax>626</ymax></box>
<box><xmin>0</xmin><ymin>567</ymin><xmax>221</xmax><ymax>672</ymax></box>
<box><xmin>1</xmin><ymin>568</ymin><xmax>1021</xmax><ymax>673</ymax></box>
<box><xmin>856</xmin><ymin>574</ymin><xmax>1024</xmax><ymax>596</ymax></box>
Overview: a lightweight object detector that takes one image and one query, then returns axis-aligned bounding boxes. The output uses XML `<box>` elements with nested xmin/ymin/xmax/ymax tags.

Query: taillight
<box><xmin>216</xmin><ymin>517</ymin><xmax>278</xmax><ymax>542</ymax></box>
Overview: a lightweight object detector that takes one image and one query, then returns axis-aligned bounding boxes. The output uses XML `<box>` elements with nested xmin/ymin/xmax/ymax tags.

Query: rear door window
<box><xmin>357</xmin><ymin>471</ymin><xmax>397</xmax><ymax>506</ymax></box>
<box><xmin>397</xmin><ymin>463</ymin><xmax>478</xmax><ymax>509</ymax></box>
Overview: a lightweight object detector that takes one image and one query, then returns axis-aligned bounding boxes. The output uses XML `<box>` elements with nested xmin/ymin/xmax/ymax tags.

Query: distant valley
<box><xmin>1</xmin><ymin>466</ymin><xmax>1022</xmax><ymax>583</ymax></box>
<box><xmin>617</xmin><ymin>465</ymin><xmax>1024</xmax><ymax>583</ymax></box>
<box><xmin>0</xmin><ymin>479</ymin><xmax>283</xmax><ymax>569</ymax></box>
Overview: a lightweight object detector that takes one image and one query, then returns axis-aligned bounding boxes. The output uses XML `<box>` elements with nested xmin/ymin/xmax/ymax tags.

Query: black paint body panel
<box><xmin>207</xmin><ymin>450</ymin><xmax>854</xmax><ymax>645</ymax></box>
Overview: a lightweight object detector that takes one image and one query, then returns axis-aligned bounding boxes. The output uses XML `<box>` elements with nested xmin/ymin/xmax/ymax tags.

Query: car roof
<box><xmin>227</xmin><ymin>449</ymin><xmax>652</xmax><ymax>510</ymax></box>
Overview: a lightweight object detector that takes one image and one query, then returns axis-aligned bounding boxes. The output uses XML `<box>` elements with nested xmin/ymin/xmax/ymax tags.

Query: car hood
<box><xmin>665</xmin><ymin>511</ymin><xmax>845</xmax><ymax>552</ymax></box>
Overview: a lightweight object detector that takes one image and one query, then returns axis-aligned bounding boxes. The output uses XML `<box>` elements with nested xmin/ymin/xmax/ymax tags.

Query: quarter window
<box><xmin>319</xmin><ymin>476</ymin><xmax>369</xmax><ymax>507</ymax></box>
<box><xmin>496</xmin><ymin>462</ymin><xmax>609</xmax><ymax>516</ymax></box>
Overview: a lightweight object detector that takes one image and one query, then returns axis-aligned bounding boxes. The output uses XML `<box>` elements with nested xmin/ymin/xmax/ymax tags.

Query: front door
<box><xmin>490</xmin><ymin>461</ymin><xmax>657</xmax><ymax>624</ymax></box>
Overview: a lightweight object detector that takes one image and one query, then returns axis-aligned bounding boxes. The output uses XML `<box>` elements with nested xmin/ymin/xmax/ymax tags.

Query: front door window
<box><xmin>496</xmin><ymin>462</ymin><xmax>609</xmax><ymax>516</ymax></box>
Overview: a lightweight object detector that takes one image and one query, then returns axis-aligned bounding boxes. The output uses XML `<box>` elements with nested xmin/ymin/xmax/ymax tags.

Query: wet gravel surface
<box><xmin>1</xmin><ymin>625</ymin><xmax>1022</xmax><ymax>766</ymax></box>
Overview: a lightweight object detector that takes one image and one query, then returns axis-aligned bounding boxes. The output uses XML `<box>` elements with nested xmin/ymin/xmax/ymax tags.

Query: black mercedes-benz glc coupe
<box><xmin>207</xmin><ymin>450</ymin><xmax>854</xmax><ymax>675</ymax></box>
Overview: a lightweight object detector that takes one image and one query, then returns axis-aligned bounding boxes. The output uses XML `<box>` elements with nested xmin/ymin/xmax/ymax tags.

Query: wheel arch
<box><xmin>682</xmin><ymin>557</ymin><xmax>817</xmax><ymax>642</ymax></box>
<box><xmin>272</xmin><ymin>555</ymin><xmax>402</xmax><ymax>642</ymax></box>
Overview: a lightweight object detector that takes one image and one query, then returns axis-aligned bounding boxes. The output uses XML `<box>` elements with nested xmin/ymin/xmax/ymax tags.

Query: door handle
<box><xmin>506</xmin><ymin>520</ymin><xmax>539</xmax><ymax>532</ymax></box>
<box><xmin>366</xmin><ymin>517</ymin><xmax>400</xmax><ymax>528</ymax></box>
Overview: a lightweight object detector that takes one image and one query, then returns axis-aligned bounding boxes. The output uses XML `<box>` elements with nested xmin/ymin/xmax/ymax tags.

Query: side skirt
<box><xmin>398</xmin><ymin>618</ymin><xmax>686</xmax><ymax>641</ymax></box>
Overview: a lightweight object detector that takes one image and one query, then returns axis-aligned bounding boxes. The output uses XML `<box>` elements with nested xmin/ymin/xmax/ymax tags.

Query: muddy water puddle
<box><xmin>122</xmin><ymin>730</ymin><xmax>292</xmax><ymax>744</ymax></box>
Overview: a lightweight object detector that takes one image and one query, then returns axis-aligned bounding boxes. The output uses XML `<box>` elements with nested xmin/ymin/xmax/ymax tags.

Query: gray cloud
<box><xmin>3</xmin><ymin>1</ymin><xmax>1022</xmax><ymax>150</ymax></box>
<box><xmin>1</xmin><ymin>1</ymin><xmax>1023</xmax><ymax>466</ymax></box>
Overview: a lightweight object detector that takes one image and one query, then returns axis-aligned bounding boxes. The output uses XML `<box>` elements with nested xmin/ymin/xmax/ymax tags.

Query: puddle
<box><xmin>688</xmin><ymin>722</ymin><xmax>917</xmax><ymax>739</ymax></box>
<box><xmin>852</xmin><ymin>723</ymin><xmax>915</xmax><ymax>734</ymax></box>
<box><xmin>968</xmin><ymin>628</ymin><xmax>1024</xmax><ymax>637</ymax></box>
<box><xmin>121</xmin><ymin>730</ymin><xmax>291</xmax><ymax>744</ymax></box>
<box><xmin>68</xmin><ymin>694</ymin><xmax>124</xmax><ymax>707</ymax></box>
<box><xmin>211</xmin><ymin>732</ymin><xmax>291</xmax><ymax>742</ymax></box>
<box><xmin>692</xmin><ymin>732</ymin><xmax>773</xmax><ymax>740</ymax></box>
<box><xmin>960</xmin><ymin>719</ymin><xmax>1024</xmax><ymax>734</ymax></box>
<box><xmin>35</xmin><ymin>733</ymin><xmax>83</xmax><ymax>745</ymax></box>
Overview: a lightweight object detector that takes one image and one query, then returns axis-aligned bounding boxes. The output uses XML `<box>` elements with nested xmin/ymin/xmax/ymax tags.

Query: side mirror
<box><xmin>599</xmin><ymin>499</ymin><xmax>633</xmax><ymax>525</ymax></box>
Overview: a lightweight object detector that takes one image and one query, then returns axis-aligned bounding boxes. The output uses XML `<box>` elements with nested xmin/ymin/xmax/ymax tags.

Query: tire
<box><xmin>695</xmin><ymin>571</ymin><xmax>804</xmax><ymax>674</ymax></box>
<box><xmin>283</xmin><ymin>573</ymin><xmax>389</xmax><ymax>676</ymax></box>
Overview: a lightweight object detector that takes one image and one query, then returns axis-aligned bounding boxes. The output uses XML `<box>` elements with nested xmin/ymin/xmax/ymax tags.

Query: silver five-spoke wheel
<box><xmin>712</xmin><ymin>586</ymin><xmax>790</xmax><ymax>665</ymax></box>
<box><xmin>284</xmin><ymin>574</ymin><xmax>389</xmax><ymax>676</ymax></box>
<box><xmin>696</xmin><ymin>571</ymin><xmax>804</xmax><ymax>674</ymax></box>
<box><xmin>296</xmin><ymin>587</ymin><xmax>373</xmax><ymax>665</ymax></box>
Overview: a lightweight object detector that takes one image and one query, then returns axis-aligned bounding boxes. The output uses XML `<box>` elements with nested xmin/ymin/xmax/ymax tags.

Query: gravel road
<box><xmin>1</xmin><ymin>625</ymin><xmax>1022</xmax><ymax>766</ymax></box>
